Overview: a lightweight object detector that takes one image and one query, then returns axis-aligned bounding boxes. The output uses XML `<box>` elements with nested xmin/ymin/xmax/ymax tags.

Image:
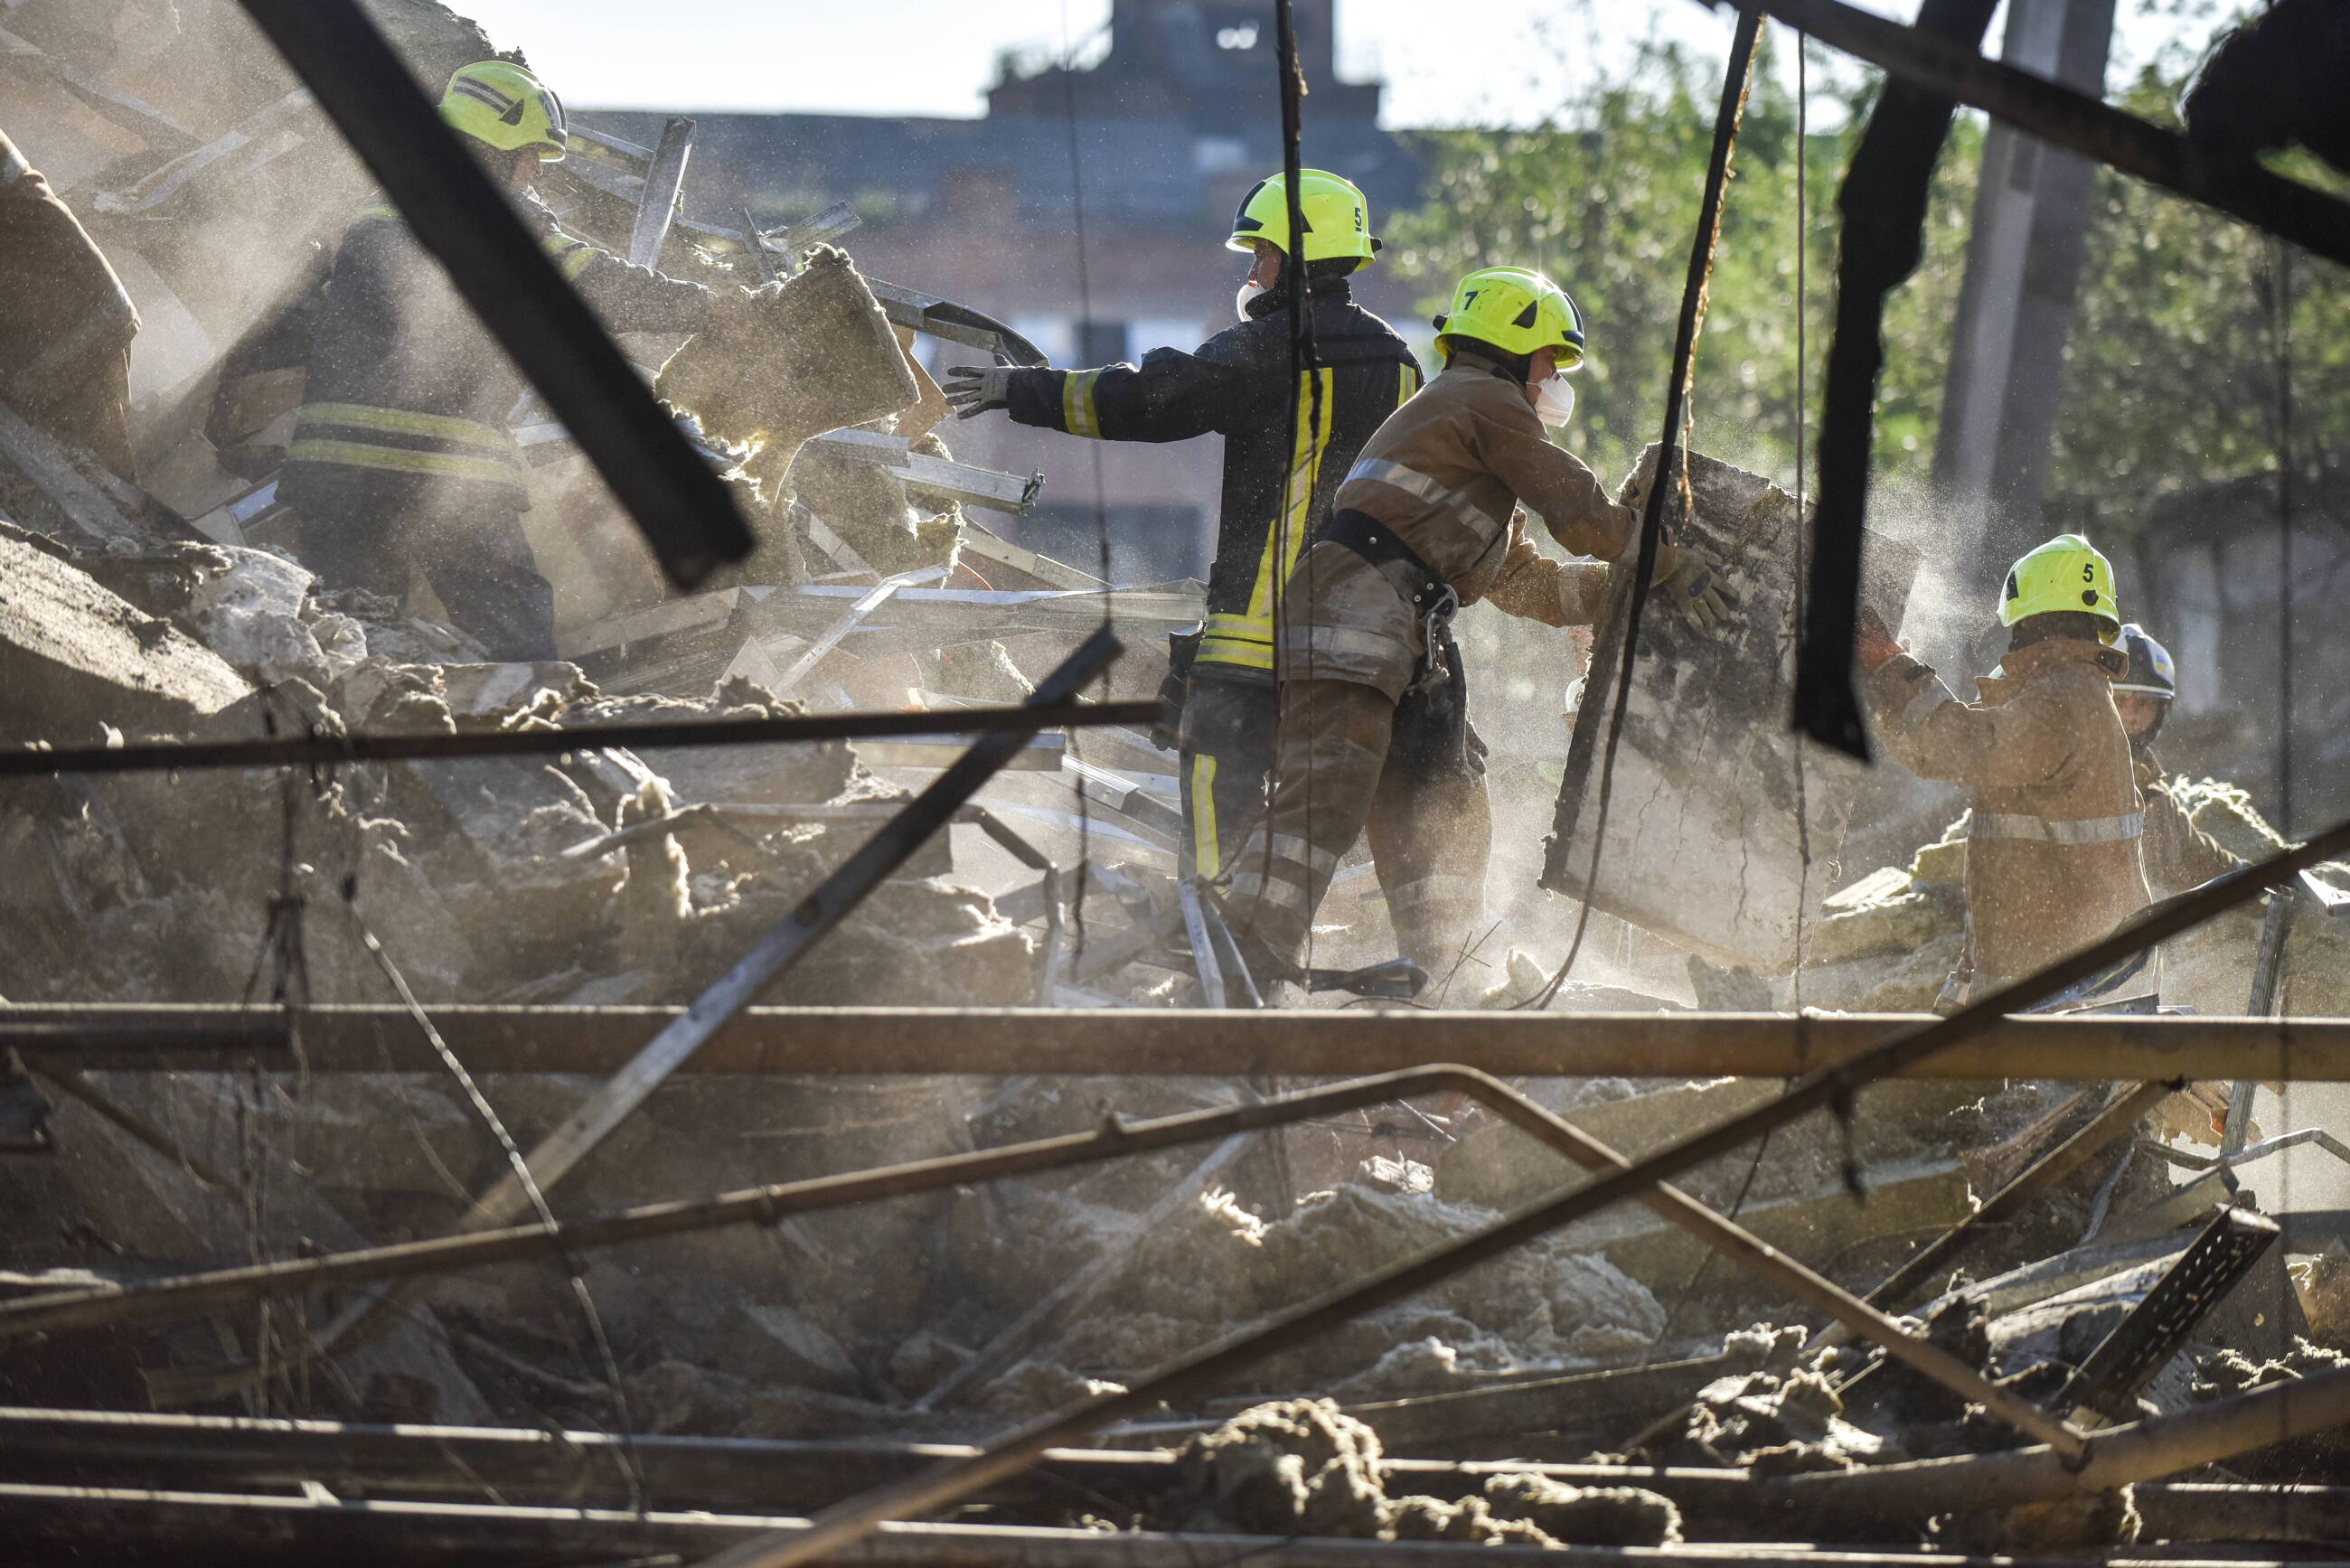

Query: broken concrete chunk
<box><xmin>0</xmin><ymin>531</ymin><xmax>250</xmax><ymax>738</ymax></box>
<box><xmin>1551</xmin><ymin>447</ymin><xmax>1920</xmax><ymax>973</ymax></box>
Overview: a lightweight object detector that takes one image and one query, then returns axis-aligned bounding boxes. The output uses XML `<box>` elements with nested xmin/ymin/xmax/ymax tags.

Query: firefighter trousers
<box><xmin>292</xmin><ymin>474</ymin><xmax>559</xmax><ymax>662</ymax></box>
<box><xmin>1222</xmin><ymin>676</ymin><xmax>1493</xmax><ymax>986</ymax></box>
<box><xmin>1176</xmin><ymin>671</ymin><xmax>1275</xmax><ymax>882</ymax></box>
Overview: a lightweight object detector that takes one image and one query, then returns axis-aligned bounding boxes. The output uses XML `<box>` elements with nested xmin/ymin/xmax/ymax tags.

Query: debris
<box><xmin>1160</xmin><ymin>1399</ymin><xmax>1680</xmax><ymax>1545</ymax></box>
<box><xmin>0</xmin><ymin>531</ymin><xmax>249</xmax><ymax>740</ymax></box>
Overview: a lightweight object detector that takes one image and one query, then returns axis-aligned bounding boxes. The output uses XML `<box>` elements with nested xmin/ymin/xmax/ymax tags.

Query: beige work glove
<box><xmin>1652</xmin><ymin>541</ymin><xmax>1737</xmax><ymax>632</ymax></box>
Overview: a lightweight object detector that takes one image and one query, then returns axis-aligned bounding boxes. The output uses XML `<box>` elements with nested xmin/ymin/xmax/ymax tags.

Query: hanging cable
<box><xmin>1057</xmin><ymin>0</ymin><xmax>1108</xmax><ymax>973</ymax></box>
<box><xmin>2267</xmin><ymin>237</ymin><xmax>2295</xmax><ymax>836</ymax></box>
<box><xmin>1526</xmin><ymin>5</ymin><xmax>1766</xmax><ymax>1010</ymax></box>
<box><xmin>1793</xmin><ymin>29</ymin><xmax>1811</xmax><ymax>1013</ymax></box>
<box><xmin>1258</xmin><ymin>0</ymin><xmax>1326</xmax><ymax>982</ymax></box>
<box><xmin>1640</xmin><ymin>16</ymin><xmax>1803</xmax><ymax>1368</ymax></box>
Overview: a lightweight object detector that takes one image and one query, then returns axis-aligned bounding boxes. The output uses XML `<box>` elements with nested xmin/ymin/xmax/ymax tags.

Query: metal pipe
<box><xmin>1771</xmin><ymin>1360</ymin><xmax>2350</xmax><ymax>1517</ymax></box>
<box><xmin>0</xmin><ymin>1060</ymin><xmax>2080</xmax><ymax>1456</ymax></box>
<box><xmin>0</xmin><ymin>1405</ymin><xmax>1753</xmax><ymax>1516</ymax></box>
<box><xmin>0</xmin><ymin>699</ymin><xmax>1162</xmax><ymax>779</ymax></box>
<box><xmin>719</xmin><ymin>812</ymin><xmax>2350</xmax><ymax>1568</ymax></box>
<box><xmin>11</xmin><ymin>1006</ymin><xmax>2350</xmax><ymax>1080</ymax></box>
<box><xmin>13</xmin><ymin>1479</ymin><xmax>2296</xmax><ymax>1568</ymax></box>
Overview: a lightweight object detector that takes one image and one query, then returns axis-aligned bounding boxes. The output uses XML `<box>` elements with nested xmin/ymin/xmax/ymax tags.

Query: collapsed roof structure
<box><xmin>5</xmin><ymin>1</ymin><xmax>2350</xmax><ymax>1564</ymax></box>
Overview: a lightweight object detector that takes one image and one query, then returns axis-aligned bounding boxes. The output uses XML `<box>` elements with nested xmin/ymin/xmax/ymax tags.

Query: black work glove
<box><xmin>943</xmin><ymin>364</ymin><xmax>1013</xmax><ymax>419</ymax></box>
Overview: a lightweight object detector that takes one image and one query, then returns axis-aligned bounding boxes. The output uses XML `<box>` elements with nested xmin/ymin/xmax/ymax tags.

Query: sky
<box><xmin>445</xmin><ymin>1</ymin><xmax>2204</xmax><ymax>125</ymax></box>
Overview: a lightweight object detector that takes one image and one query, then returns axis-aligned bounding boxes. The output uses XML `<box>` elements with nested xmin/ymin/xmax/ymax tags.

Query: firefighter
<box><xmin>1213</xmin><ymin>266</ymin><xmax>1732</xmax><ymax>986</ymax></box>
<box><xmin>283</xmin><ymin>61</ymin><xmax>717</xmax><ymax>662</ymax></box>
<box><xmin>1856</xmin><ymin>534</ymin><xmax>2152</xmax><ymax>1008</ymax></box>
<box><xmin>0</xmin><ymin>126</ymin><xmax>140</xmax><ymax>479</ymax></box>
<box><xmin>940</xmin><ymin>170</ymin><xmax>1420</xmax><ymax>883</ymax></box>
<box><xmin>2113</xmin><ymin>622</ymin><xmax>2245</xmax><ymax>895</ymax></box>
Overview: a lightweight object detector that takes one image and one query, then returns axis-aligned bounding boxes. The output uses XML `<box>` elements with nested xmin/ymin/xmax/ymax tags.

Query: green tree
<box><xmin>1384</xmin><ymin>5</ymin><xmax>2347</xmax><ymax>541</ymax></box>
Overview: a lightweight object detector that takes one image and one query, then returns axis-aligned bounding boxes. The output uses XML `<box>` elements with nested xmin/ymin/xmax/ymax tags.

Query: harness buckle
<box><xmin>1419</xmin><ymin>584</ymin><xmax>1460</xmax><ymax>681</ymax></box>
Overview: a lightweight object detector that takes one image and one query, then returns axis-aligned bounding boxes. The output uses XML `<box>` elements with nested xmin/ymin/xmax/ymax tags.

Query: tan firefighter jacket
<box><xmin>0</xmin><ymin>127</ymin><xmax>138</xmax><ymax>474</ymax></box>
<box><xmin>1281</xmin><ymin>350</ymin><xmax>1639</xmax><ymax>700</ymax></box>
<box><xmin>2135</xmin><ymin>745</ymin><xmax>2244</xmax><ymax>897</ymax></box>
<box><xmin>1867</xmin><ymin>636</ymin><xmax>2151</xmax><ymax>985</ymax></box>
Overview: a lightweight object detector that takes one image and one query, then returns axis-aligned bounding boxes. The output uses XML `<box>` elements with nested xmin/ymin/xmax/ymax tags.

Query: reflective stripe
<box><xmin>286</xmin><ymin>439</ymin><xmax>530</xmax><ymax>487</ymax></box>
<box><xmin>1397</xmin><ymin>361</ymin><xmax>1419</xmax><ymax>408</ymax></box>
<box><xmin>1388</xmin><ymin>874</ymin><xmax>1486</xmax><ymax>916</ymax></box>
<box><xmin>1189</xmin><ymin>754</ymin><xmax>1221</xmax><ymax>878</ymax></box>
<box><xmin>449</xmin><ymin>76</ymin><xmax>522</xmax><ymax>117</ymax></box>
<box><xmin>353</xmin><ymin>202</ymin><xmax>401</xmax><ymax>223</ymax></box>
<box><xmin>1199</xmin><ymin>612</ymin><xmax>1275</xmax><ymax>671</ymax></box>
<box><xmin>295</xmin><ymin>402</ymin><xmax>522</xmax><ymax>453</ymax></box>
<box><xmin>1227</xmin><ymin>871</ymin><xmax>1308</xmax><ymax>912</ymax></box>
<box><xmin>1203</xmin><ymin>368</ymin><xmax>1336</xmax><ymax>672</ymax></box>
<box><xmin>0</xmin><ymin>142</ymin><xmax>29</xmax><ymax>189</ymax></box>
<box><xmin>1062</xmin><ymin>370</ymin><xmax>1103</xmax><ymax>438</ymax></box>
<box><xmin>1969</xmin><ymin>811</ymin><xmax>2144</xmax><ymax>846</ymax></box>
<box><xmin>1900</xmin><ymin>679</ymin><xmax>1948</xmax><ymax>729</ymax></box>
<box><xmin>1346</xmin><ymin>457</ymin><xmax>1506</xmax><ymax>541</ymax></box>
<box><xmin>1266</xmin><ymin>833</ymin><xmax>1339</xmax><ymax>879</ymax></box>
<box><xmin>1279</xmin><ymin>623</ymin><xmax>1415</xmax><ymax>669</ymax></box>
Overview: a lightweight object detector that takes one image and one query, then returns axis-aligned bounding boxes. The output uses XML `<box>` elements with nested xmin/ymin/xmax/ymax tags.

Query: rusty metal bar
<box><xmin>0</xmin><ymin>1404</ymin><xmax>1754</xmax><ymax>1516</ymax></box>
<box><xmin>10</xmin><ymin>1005</ymin><xmax>2350</xmax><ymax>1081</ymax></box>
<box><xmin>0</xmin><ymin>1021</ymin><xmax>289</xmax><ymax>1066</ymax></box>
<box><xmin>18</xmin><ymin>1480</ymin><xmax>2298</xmax><ymax>1568</ymax></box>
<box><xmin>1854</xmin><ymin>1075</ymin><xmax>2183</xmax><ymax>1317</ymax></box>
<box><xmin>0</xmin><ymin>699</ymin><xmax>1161</xmax><ymax>780</ymax></box>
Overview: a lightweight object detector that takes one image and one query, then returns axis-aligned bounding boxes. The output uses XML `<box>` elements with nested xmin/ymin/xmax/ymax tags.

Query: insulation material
<box><xmin>1550</xmin><ymin>446</ymin><xmax>1920</xmax><ymax>972</ymax></box>
<box><xmin>1156</xmin><ymin>1399</ymin><xmax>1681</xmax><ymax>1545</ymax></box>
<box><xmin>656</xmin><ymin>246</ymin><xmax>918</xmax><ymax>501</ymax></box>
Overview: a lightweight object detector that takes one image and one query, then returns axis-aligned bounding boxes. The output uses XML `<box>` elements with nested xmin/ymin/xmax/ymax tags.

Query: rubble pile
<box><xmin>3</xmin><ymin>2</ymin><xmax>2348</xmax><ymax>1563</ymax></box>
<box><xmin>0</xmin><ymin>530</ymin><xmax>1031</xmax><ymax>1012</ymax></box>
<box><xmin>932</xmin><ymin>1180</ymin><xmax>1671</xmax><ymax>1414</ymax></box>
<box><xmin>1800</xmin><ymin>791</ymin><xmax>2350</xmax><ymax>1014</ymax></box>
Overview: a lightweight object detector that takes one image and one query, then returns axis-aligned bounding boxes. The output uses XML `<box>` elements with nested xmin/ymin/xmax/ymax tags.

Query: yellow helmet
<box><xmin>1434</xmin><ymin>267</ymin><xmax>1586</xmax><ymax>368</ymax></box>
<box><xmin>1998</xmin><ymin>533</ymin><xmax>2121</xmax><ymax>640</ymax></box>
<box><xmin>1226</xmin><ymin>169</ymin><xmax>1377</xmax><ymax>267</ymax></box>
<box><xmin>438</xmin><ymin>61</ymin><xmax>567</xmax><ymax>161</ymax></box>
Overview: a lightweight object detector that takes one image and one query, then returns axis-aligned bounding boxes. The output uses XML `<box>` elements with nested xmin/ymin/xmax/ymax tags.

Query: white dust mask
<box><xmin>1531</xmin><ymin>375</ymin><xmax>1576</xmax><ymax>426</ymax></box>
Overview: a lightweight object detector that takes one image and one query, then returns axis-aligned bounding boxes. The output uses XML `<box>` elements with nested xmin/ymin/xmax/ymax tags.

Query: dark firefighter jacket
<box><xmin>283</xmin><ymin>190</ymin><xmax>711</xmax><ymax>518</ymax></box>
<box><xmin>0</xmin><ymin>127</ymin><xmax>139</xmax><ymax>471</ymax></box>
<box><xmin>1002</xmin><ymin>277</ymin><xmax>1421</xmax><ymax>678</ymax></box>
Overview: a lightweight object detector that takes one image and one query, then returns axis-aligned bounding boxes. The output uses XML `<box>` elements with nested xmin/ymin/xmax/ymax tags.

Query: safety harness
<box><xmin>1321</xmin><ymin>506</ymin><xmax>1458</xmax><ymax>683</ymax></box>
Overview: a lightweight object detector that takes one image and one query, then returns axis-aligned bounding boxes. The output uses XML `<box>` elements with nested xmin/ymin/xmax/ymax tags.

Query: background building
<box><xmin>586</xmin><ymin>0</ymin><xmax>1430</xmax><ymax>585</ymax></box>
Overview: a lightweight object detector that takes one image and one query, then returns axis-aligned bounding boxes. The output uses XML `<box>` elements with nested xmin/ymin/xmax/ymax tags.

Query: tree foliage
<box><xmin>1384</xmin><ymin>8</ymin><xmax>2350</xmax><ymax>538</ymax></box>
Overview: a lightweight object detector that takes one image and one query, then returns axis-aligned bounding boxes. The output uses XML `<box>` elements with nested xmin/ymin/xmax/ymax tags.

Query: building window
<box><xmin>1076</xmin><ymin>319</ymin><xmax>1130</xmax><ymax>366</ymax></box>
